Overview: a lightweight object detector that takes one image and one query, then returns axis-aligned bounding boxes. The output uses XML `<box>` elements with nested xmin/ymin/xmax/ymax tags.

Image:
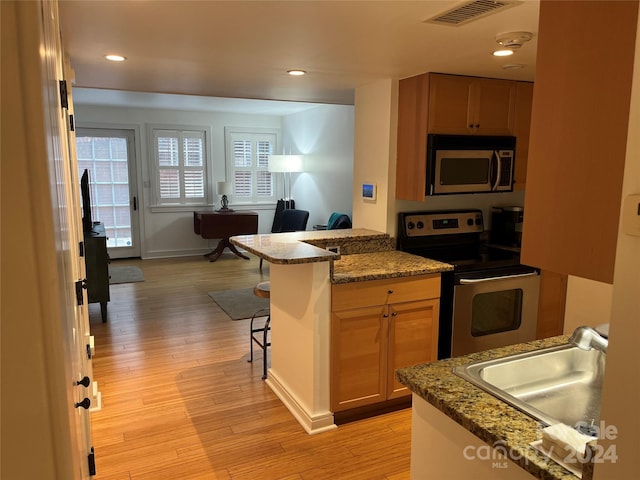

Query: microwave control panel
<box><xmin>402</xmin><ymin>210</ymin><xmax>483</xmax><ymax>237</ymax></box>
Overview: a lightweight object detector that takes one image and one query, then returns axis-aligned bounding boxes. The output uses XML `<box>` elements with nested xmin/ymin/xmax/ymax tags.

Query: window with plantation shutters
<box><xmin>225</xmin><ymin>128</ymin><xmax>279</xmax><ymax>204</ymax></box>
<box><xmin>152</xmin><ymin>127</ymin><xmax>209</xmax><ymax>206</ymax></box>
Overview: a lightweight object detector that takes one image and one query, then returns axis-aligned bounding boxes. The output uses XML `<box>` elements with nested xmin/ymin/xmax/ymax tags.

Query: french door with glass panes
<box><xmin>76</xmin><ymin>128</ymin><xmax>141</xmax><ymax>258</ymax></box>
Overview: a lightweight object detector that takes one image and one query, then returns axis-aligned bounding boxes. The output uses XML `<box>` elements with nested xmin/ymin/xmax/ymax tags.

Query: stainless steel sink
<box><xmin>454</xmin><ymin>344</ymin><xmax>605</xmax><ymax>429</ymax></box>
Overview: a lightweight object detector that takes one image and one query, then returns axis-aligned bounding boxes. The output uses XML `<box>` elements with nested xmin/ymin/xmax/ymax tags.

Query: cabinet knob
<box><xmin>388</xmin><ymin>290</ymin><xmax>394</xmax><ymax>294</ymax></box>
<box><xmin>76</xmin><ymin>376</ymin><xmax>90</xmax><ymax>388</ymax></box>
<box><xmin>383</xmin><ymin>313</ymin><xmax>389</xmax><ymax>318</ymax></box>
<box><xmin>468</xmin><ymin>124</ymin><xmax>474</xmax><ymax>128</ymax></box>
<box><xmin>391</xmin><ymin>312</ymin><xmax>398</xmax><ymax>317</ymax></box>
<box><xmin>75</xmin><ymin>398</ymin><xmax>91</xmax><ymax>410</ymax></box>
<box><xmin>475</xmin><ymin>124</ymin><xmax>480</xmax><ymax>128</ymax></box>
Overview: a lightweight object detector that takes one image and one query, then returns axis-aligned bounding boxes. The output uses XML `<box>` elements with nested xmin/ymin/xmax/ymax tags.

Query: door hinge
<box><xmin>59</xmin><ymin>80</ymin><xmax>68</xmax><ymax>109</ymax></box>
<box><xmin>75</xmin><ymin>279</ymin><xmax>87</xmax><ymax>306</ymax></box>
<box><xmin>79</xmin><ymin>241</ymin><xmax>85</xmax><ymax>257</ymax></box>
<box><xmin>88</xmin><ymin>447</ymin><xmax>96</xmax><ymax>476</ymax></box>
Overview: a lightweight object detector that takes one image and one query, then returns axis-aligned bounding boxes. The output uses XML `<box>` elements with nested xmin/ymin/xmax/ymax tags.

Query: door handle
<box><xmin>133</xmin><ymin>196</ymin><xmax>137</xmax><ymax>211</ymax></box>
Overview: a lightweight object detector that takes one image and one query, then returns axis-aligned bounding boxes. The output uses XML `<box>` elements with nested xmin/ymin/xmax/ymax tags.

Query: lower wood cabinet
<box><xmin>330</xmin><ymin>275</ymin><xmax>440</xmax><ymax>412</ymax></box>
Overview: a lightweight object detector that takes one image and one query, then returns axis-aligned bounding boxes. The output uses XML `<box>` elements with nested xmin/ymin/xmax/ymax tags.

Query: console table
<box><xmin>84</xmin><ymin>222</ymin><xmax>110</xmax><ymax>322</ymax></box>
<box><xmin>194</xmin><ymin>210</ymin><xmax>259</xmax><ymax>262</ymax></box>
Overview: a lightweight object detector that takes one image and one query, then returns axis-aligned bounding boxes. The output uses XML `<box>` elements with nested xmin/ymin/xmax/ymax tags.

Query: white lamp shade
<box><xmin>217</xmin><ymin>181</ymin><xmax>232</xmax><ymax>195</ymax></box>
<box><xmin>268</xmin><ymin>154</ymin><xmax>304</xmax><ymax>173</ymax></box>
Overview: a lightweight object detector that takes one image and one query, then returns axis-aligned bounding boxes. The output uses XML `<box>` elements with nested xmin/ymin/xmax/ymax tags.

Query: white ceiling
<box><xmin>59</xmin><ymin>0</ymin><xmax>540</xmax><ymax>113</ymax></box>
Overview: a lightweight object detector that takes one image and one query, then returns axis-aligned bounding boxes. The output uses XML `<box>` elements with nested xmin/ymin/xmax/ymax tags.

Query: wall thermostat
<box><xmin>362</xmin><ymin>182</ymin><xmax>376</xmax><ymax>200</ymax></box>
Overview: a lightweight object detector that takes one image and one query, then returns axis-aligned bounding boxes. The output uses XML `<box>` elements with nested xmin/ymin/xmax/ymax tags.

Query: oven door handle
<box><xmin>459</xmin><ymin>272</ymin><xmax>538</xmax><ymax>284</ymax></box>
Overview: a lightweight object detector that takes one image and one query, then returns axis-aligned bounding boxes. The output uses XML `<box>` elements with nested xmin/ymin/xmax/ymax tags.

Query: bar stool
<box><xmin>248</xmin><ymin>281</ymin><xmax>270</xmax><ymax>379</ymax></box>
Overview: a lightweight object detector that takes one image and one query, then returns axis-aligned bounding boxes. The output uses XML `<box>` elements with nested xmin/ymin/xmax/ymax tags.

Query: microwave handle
<box><xmin>492</xmin><ymin>150</ymin><xmax>502</xmax><ymax>191</ymax></box>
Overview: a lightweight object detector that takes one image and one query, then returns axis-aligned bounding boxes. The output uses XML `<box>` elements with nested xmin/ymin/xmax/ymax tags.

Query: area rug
<box><xmin>109</xmin><ymin>265</ymin><xmax>144</xmax><ymax>285</ymax></box>
<box><xmin>208</xmin><ymin>288</ymin><xmax>269</xmax><ymax>320</ymax></box>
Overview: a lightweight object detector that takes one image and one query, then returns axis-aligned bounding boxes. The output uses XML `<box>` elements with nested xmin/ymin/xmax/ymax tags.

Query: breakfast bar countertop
<box><xmin>230</xmin><ymin>228</ymin><xmax>453</xmax><ymax>283</ymax></box>
<box><xmin>230</xmin><ymin>228</ymin><xmax>386</xmax><ymax>264</ymax></box>
<box><xmin>396</xmin><ymin>335</ymin><xmax>584</xmax><ymax>480</ymax></box>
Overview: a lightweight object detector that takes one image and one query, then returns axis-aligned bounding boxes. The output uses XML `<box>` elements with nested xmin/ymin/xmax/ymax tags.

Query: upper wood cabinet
<box><xmin>521</xmin><ymin>0</ymin><xmax>638</xmax><ymax>284</ymax></box>
<box><xmin>396</xmin><ymin>72</ymin><xmax>529</xmax><ymax>201</ymax></box>
<box><xmin>428</xmin><ymin>73</ymin><xmax>517</xmax><ymax>136</ymax></box>
<box><xmin>512</xmin><ymin>82</ymin><xmax>534</xmax><ymax>191</ymax></box>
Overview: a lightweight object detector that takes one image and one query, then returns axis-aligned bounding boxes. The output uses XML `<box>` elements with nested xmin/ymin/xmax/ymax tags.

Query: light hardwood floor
<box><xmin>89</xmin><ymin>254</ymin><xmax>412</xmax><ymax>480</ymax></box>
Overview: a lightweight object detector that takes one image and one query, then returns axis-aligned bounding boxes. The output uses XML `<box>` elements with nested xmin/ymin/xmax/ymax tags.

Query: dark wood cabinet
<box><xmin>84</xmin><ymin>222</ymin><xmax>110</xmax><ymax>322</ymax></box>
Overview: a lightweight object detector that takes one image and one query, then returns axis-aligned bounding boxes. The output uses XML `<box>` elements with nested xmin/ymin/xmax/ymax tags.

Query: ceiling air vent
<box><xmin>425</xmin><ymin>0</ymin><xmax>520</xmax><ymax>26</ymax></box>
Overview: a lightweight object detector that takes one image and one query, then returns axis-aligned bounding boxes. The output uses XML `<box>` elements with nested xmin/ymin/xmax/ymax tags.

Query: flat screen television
<box><xmin>81</xmin><ymin>169</ymin><xmax>94</xmax><ymax>232</ymax></box>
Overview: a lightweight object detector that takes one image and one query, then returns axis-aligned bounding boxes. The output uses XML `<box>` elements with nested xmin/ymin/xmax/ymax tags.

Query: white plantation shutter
<box><xmin>152</xmin><ymin>128</ymin><xmax>208</xmax><ymax>206</ymax></box>
<box><xmin>234</xmin><ymin>171</ymin><xmax>252</xmax><ymax>197</ymax></box>
<box><xmin>225</xmin><ymin>129</ymin><xmax>278</xmax><ymax>204</ymax></box>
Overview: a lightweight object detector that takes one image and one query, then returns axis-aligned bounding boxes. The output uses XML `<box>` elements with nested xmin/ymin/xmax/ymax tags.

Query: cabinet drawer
<box><xmin>332</xmin><ymin>274</ymin><xmax>440</xmax><ymax>311</ymax></box>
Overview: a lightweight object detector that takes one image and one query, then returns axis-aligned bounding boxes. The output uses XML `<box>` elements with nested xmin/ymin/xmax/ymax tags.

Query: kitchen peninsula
<box><xmin>230</xmin><ymin>228</ymin><xmax>452</xmax><ymax>434</ymax></box>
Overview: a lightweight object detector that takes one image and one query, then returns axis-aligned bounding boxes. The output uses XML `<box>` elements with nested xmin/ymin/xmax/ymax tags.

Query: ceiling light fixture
<box><xmin>492</xmin><ymin>31</ymin><xmax>533</xmax><ymax>57</ymax></box>
<box><xmin>105</xmin><ymin>54</ymin><xmax>126</xmax><ymax>62</ymax></box>
<box><xmin>287</xmin><ymin>70</ymin><xmax>306</xmax><ymax>76</ymax></box>
<box><xmin>493</xmin><ymin>49</ymin><xmax>514</xmax><ymax>57</ymax></box>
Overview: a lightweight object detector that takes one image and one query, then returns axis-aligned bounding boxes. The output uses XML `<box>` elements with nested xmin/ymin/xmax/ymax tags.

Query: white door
<box><xmin>76</xmin><ymin>128</ymin><xmax>141</xmax><ymax>258</ymax></box>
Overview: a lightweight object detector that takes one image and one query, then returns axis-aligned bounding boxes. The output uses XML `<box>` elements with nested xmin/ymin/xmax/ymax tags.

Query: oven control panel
<box><xmin>402</xmin><ymin>210</ymin><xmax>483</xmax><ymax>237</ymax></box>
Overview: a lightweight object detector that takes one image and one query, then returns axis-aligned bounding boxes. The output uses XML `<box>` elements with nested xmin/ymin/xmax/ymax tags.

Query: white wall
<box><xmin>594</xmin><ymin>10</ymin><xmax>640</xmax><ymax>478</ymax></box>
<box><xmin>563</xmin><ymin>276</ymin><xmax>613</xmax><ymax>334</ymax></box>
<box><xmin>282</xmin><ymin>104</ymin><xmax>354</xmax><ymax>228</ymax></box>
<box><xmin>352</xmin><ymin>79</ymin><xmax>397</xmax><ymax>233</ymax></box>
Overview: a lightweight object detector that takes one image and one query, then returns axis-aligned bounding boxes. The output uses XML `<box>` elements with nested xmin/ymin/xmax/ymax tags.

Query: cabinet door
<box><xmin>472</xmin><ymin>78</ymin><xmax>517</xmax><ymax>135</ymax></box>
<box><xmin>387</xmin><ymin>299</ymin><xmax>439</xmax><ymax>400</ymax></box>
<box><xmin>427</xmin><ymin>74</ymin><xmax>475</xmax><ymax>134</ymax></box>
<box><xmin>330</xmin><ymin>306</ymin><xmax>388</xmax><ymax>412</ymax></box>
<box><xmin>536</xmin><ymin>270</ymin><xmax>567</xmax><ymax>339</ymax></box>
<box><xmin>512</xmin><ymin>82</ymin><xmax>534</xmax><ymax>191</ymax></box>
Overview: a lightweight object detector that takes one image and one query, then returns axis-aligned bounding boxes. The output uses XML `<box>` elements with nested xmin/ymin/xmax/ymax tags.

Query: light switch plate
<box><xmin>622</xmin><ymin>194</ymin><xmax>640</xmax><ymax>236</ymax></box>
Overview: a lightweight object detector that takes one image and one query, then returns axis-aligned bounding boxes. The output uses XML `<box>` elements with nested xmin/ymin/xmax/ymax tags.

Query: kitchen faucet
<box><xmin>569</xmin><ymin>325</ymin><xmax>608</xmax><ymax>353</ymax></box>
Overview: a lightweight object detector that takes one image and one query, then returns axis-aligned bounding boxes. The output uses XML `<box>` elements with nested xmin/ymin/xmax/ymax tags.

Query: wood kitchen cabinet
<box><xmin>396</xmin><ymin>72</ymin><xmax>530</xmax><ymax>201</ymax></box>
<box><xmin>330</xmin><ymin>275</ymin><xmax>440</xmax><ymax>412</ymax></box>
<box><xmin>512</xmin><ymin>81</ymin><xmax>533</xmax><ymax>191</ymax></box>
<box><xmin>536</xmin><ymin>270</ymin><xmax>567</xmax><ymax>340</ymax></box>
<box><xmin>428</xmin><ymin>73</ymin><xmax>516</xmax><ymax>136</ymax></box>
<box><xmin>521</xmin><ymin>1</ymin><xmax>637</xmax><ymax>284</ymax></box>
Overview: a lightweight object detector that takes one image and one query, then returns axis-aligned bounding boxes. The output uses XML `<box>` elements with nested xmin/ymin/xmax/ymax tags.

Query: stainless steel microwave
<box><xmin>426</xmin><ymin>134</ymin><xmax>516</xmax><ymax>195</ymax></box>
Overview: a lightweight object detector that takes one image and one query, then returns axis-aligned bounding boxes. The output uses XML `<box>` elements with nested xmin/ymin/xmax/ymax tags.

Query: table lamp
<box><xmin>217</xmin><ymin>181</ymin><xmax>233</xmax><ymax>211</ymax></box>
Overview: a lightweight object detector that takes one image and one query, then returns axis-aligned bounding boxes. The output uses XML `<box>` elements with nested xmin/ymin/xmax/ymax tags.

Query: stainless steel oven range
<box><xmin>397</xmin><ymin>209</ymin><xmax>540</xmax><ymax>359</ymax></box>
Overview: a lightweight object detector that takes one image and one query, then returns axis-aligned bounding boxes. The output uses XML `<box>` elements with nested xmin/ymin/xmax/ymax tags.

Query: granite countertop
<box><xmin>396</xmin><ymin>336</ymin><xmax>578</xmax><ymax>480</ymax></box>
<box><xmin>331</xmin><ymin>250</ymin><xmax>452</xmax><ymax>284</ymax></box>
<box><xmin>230</xmin><ymin>228</ymin><xmax>386</xmax><ymax>265</ymax></box>
<box><xmin>396</xmin><ymin>336</ymin><xmax>583</xmax><ymax>480</ymax></box>
<box><xmin>230</xmin><ymin>229</ymin><xmax>453</xmax><ymax>283</ymax></box>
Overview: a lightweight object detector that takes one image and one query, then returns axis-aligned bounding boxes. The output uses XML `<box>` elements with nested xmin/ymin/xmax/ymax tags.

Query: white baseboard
<box><xmin>266</xmin><ymin>370</ymin><xmax>336</xmax><ymax>435</ymax></box>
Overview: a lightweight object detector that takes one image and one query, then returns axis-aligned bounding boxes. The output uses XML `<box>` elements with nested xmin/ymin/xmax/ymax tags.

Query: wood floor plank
<box><xmin>90</xmin><ymin>255</ymin><xmax>411</xmax><ymax>479</ymax></box>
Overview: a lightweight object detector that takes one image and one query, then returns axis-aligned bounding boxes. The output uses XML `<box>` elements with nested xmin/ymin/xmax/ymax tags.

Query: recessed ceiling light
<box><xmin>287</xmin><ymin>70</ymin><xmax>306</xmax><ymax>76</ymax></box>
<box><xmin>105</xmin><ymin>54</ymin><xmax>126</xmax><ymax>62</ymax></box>
<box><xmin>493</xmin><ymin>49</ymin><xmax>515</xmax><ymax>57</ymax></box>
